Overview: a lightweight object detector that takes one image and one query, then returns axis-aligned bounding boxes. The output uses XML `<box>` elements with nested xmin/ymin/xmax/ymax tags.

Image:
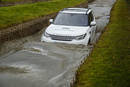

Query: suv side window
<box><xmin>88</xmin><ymin>12</ymin><xmax>94</xmax><ymax>25</ymax></box>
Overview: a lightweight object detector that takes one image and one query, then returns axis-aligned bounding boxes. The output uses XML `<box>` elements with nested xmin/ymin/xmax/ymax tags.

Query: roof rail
<box><xmin>62</xmin><ymin>8</ymin><xmax>88</xmax><ymax>11</ymax></box>
<box><xmin>60</xmin><ymin>8</ymin><xmax>91</xmax><ymax>14</ymax></box>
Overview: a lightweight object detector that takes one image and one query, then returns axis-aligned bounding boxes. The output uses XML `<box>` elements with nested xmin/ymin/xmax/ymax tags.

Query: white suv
<box><xmin>41</xmin><ymin>8</ymin><xmax>96</xmax><ymax>45</ymax></box>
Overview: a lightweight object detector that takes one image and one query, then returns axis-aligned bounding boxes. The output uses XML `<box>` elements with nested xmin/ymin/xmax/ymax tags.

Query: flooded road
<box><xmin>0</xmin><ymin>0</ymin><xmax>116</xmax><ymax>87</ymax></box>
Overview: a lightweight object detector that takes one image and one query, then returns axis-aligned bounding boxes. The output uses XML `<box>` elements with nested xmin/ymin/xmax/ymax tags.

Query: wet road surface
<box><xmin>0</xmin><ymin>0</ymin><xmax>116</xmax><ymax>87</ymax></box>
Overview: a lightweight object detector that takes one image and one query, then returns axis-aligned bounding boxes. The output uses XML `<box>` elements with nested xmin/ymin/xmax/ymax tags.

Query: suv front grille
<box><xmin>50</xmin><ymin>35</ymin><xmax>75</xmax><ymax>41</ymax></box>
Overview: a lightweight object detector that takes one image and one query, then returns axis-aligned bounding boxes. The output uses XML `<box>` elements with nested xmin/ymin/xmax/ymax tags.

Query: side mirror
<box><xmin>49</xmin><ymin>19</ymin><xmax>54</xmax><ymax>24</ymax></box>
<box><xmin>90</xmin><ymin>21</ymin><xmax>96</xmax><ymax>26</ymax></box>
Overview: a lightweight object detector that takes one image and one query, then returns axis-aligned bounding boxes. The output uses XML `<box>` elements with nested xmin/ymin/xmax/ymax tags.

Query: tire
<box><xmin>88</xmin><ymin>38</ymin><xmax>91</xmax><ymax>45</ymax></box>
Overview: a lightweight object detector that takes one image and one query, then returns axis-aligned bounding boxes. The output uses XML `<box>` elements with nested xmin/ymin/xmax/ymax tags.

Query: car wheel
<box><xmin>88</xmin><ymin>38</ymin><xmax>91</xmax><ymax>45</ymax></box>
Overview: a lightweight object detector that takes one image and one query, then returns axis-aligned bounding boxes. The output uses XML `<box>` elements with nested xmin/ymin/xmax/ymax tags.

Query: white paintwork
<box><xmin>46</xmin><ymin>24</ymin><xmax>89</xmax><ymax>36</ymax></box>
<box><xmin>60</xmin><ymin>8</ymin><xmax>90</xmax><ymax>14</ymax></box>
<box><xmin>41</xmin><ymin>8</ymin><xmax>96</xmax><ymax>45</ymax></box>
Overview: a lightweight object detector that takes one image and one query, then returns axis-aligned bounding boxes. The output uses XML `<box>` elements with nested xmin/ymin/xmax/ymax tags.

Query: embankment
<box><xmin>74</xmin><ymin>0</ymin><xmax>130</xmax><ymax>87</ymax></box>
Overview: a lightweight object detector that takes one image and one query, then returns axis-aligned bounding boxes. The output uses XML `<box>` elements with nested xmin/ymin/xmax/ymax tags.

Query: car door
<box><xmin>88</xmin><ymin>12</ymin><xmax>96</xmax><ymax>41</ymax></box>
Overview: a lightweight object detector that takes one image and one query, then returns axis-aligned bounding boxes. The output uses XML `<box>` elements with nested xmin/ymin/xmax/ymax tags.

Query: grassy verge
<box><xmin>74</xmin><ymin>0</ymin><xmax>130</xmax><ymax>87</ymax></box>
<box><xmin>0</xmin><ymin>0</ymin><xmax>86</xmax><ymax>29</ymax></box>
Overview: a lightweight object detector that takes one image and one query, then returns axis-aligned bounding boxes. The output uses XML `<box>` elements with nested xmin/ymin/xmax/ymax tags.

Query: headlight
<box><xmin>75</xmin><ymin>33</ymin><xmax>87</xmax><ymax>40</ymax></box>
<box><xmin>44</xmin><ymin>32</ymin><xmax>51</xmax><ymax>37</ymax></box>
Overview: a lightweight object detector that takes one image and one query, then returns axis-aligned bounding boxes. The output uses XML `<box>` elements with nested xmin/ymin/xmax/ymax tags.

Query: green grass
<box><xmin>74</xmin><ymin>0</ymin><xmax>130</xmax><ymax>87</ymax></box>
<box><xmin>0</xmin><ymin>0</ymin><xmax>86</xmax><ymax>29</ymax></box>
<box><xmin>2</xmin><ymin>0</ymin><xmax>20</xmax><ymax>2</ymax></box>
<box><xmin>2</xmin><ymin>0</ymin><xmax>23</xmax><ymax>2</ymax></box>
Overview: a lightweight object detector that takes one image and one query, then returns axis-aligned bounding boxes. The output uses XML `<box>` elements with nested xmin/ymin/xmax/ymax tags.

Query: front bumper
<box><xmin>41</xmin><ymin>36</ymin><xmax>89</xmax><ymax>45</ymax></box>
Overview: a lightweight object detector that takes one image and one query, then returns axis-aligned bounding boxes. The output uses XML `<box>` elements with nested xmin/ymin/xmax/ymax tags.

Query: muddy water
<box><xmin>0</xmin><ymin>0</ymin><xmax>116</xmax><ymax>87</ymax></box>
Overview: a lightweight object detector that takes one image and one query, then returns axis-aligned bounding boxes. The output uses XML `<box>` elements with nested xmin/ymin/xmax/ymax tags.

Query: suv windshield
<box><xmin>54</xmin><ymin>13</ymin><xmax>89</xmax><ymax>26</ymax></box>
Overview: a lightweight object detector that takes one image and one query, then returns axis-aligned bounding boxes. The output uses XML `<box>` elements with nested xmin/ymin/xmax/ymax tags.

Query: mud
<box><xmin>0</xmin><ymin>66</ymin><xmax>28</xmax><ymax>73</ymax></box>
<box><xmin>0</xmin><ymin>0</ymin><xmax>116</xmax><ymax>87</ymax></box>
<box><xmin>0</xmin><ymin>0</ymin><xmax>50</xmax><ymax>7</ymax></box>
<box><xmin>0</xmin><ymin>12</ymin><xmax>57</xmax><ymax>43</ymax></box>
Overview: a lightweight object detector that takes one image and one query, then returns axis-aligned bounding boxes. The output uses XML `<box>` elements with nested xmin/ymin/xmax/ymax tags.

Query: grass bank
<box><xmin>74</xmin><ymin>0</ymin><xmax>130</xmax><ymax>87</ymax></box>
<box><xmin>0</xmin><ymin>0</ymin><xmax>86</xmax><ymax>29</ymax></box>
